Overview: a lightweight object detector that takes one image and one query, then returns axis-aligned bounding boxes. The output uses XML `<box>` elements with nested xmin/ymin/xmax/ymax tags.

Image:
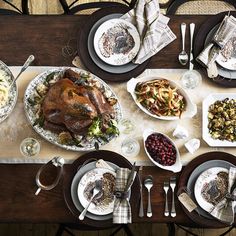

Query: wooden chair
<box><xmin>166</xmin><ymin>0</ymin><xmax>236</xmax><ymax>15</ymax></box>
<box><xmin>59</xmin><ymin>0</ymin><xmax>137</xmax><ymax>14</ymax></box>
<box><xmin>55</xmin><ymin>223</ymin><xmax>134</xmax><ymax>236</ymax></box>
<box><xmin>0</xmin><ymin>0</ymin><xmax>29</xmax><ymax>14</ymax></box>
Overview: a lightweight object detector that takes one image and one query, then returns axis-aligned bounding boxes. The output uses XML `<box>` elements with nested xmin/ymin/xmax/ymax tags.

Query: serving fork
<box><xmin>170</xmin><ymin>177</ymin><xmax>176</xmax><ymax>217</ymax></box>
<box><xmin>163</xmin><ymin>181</ymin><xmax>169</xmax><ymax>216</ymax></box>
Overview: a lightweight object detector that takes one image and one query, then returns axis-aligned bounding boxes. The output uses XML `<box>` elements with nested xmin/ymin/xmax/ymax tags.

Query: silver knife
<box><xmin>138</xmin><ymin>166</ymin><xmax>144</xmax><ymax>217</ymax></box>
<box><xmin>189</xmin><ymin>23</ymin><xmax>195</xmax><ymax>71</ymax></box>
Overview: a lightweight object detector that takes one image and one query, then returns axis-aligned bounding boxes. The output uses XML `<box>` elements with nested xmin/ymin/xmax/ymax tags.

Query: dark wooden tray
<box><xmin>178</xmin><ymin>151</ymin><xmax>236</xmax><ymax>228</ymax></box>
<box><xmin>77</xmin><ymin>6</ymin><xmax>150</xmax><ymax>82</ymax></box>
<box><xmin>194</xmin><ymin>11</ymin><xmax>236</xmax><ymax>88</ymax></box>
<box><xmin>62</xmin><ymin>150</ymin><xmax>139</xmax><ymax>228</ymax></box>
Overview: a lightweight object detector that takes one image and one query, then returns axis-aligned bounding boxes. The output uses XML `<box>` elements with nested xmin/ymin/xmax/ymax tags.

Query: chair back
<box><xmin>167</xmin><ymin>0</ymin><xmax>236</xmax><ymax>15</ymax></box>
<box><xmin>0</xmin><ymin>0</ymin><xmax>29</xmax><ymax>14</ymax></box>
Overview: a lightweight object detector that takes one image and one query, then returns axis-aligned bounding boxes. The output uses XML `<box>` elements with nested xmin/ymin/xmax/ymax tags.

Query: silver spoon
<box><xmin>10</xmin><ymin>55</ymin><xmax>35</xmax><ymax>88</ymax></box>
<box><xmin>144</xmin><ymin>175</ymin><xmax>153</xmax><ymax>217</ymax></box>
<box><xmin>178</xmin><ymin>23</ymin><xmax>188</xmax><ymax>65</ymax></box>
<box><xmin>79</xmin><ymin>180</ymin><xmax>102</xmax><ymax>220</ymax></box>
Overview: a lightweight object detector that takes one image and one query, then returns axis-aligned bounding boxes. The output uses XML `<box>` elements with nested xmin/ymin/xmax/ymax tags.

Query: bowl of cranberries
<box><xmin>143</xmin><ymin>128</ymin><xmax>182</xmax><ymax>172</ymax></box>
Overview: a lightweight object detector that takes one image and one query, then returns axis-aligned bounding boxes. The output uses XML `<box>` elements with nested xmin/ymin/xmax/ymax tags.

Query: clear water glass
<box><xmin>180</xmin><ymin>70</ymin><xmax>202</xmax><ymax>89</ymax></box>
<box><xmin>121</xmin><ymin>137</ymin><xmax>140</xmax><ymax>158</ymax></box>
<box><xmin>118</xmin><ymin>118</ymin><xmax>135</xmax><ymax>134</ymax></box>
<box><xmin>20</xmin><ymin>137</ymin><xmax>40</xmax><ymax>158</ymax></box>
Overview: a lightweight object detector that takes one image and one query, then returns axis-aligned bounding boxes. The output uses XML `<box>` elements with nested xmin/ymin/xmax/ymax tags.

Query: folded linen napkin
<box><xmin>121</xmin><ymin>0</ymin><xmax>176</xmax><ymax>64</ymax></box>
<box><xmin>196</xmin><ymin>15</ymin><xmax>236</xmax><ymax>78</ymax></box>
<box><xmin>210</xmin><ymin>167</ymin><xmax>236</xmax><ymax>225</ymax></box>
<box><xmin>113</xmin><ymin>168</ymin><xmax>137</xmax><ymax>224</ymax></box>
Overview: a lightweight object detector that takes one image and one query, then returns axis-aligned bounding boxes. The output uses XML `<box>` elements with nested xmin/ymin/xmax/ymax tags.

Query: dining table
<box><xmin>0</xmin><ymin>11</ymin><xmax>235</xmax><ymax>230</ymax></box>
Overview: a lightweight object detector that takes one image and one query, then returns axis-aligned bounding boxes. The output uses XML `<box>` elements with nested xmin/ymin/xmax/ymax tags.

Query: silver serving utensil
<box><xmin>163</xmin><ymin>181</ymin><xmax>169</xmax><ymax>217</ymax></box>
<box><xmin>79</xmin><ymin>180</ymin><xmax>102</xmax><ymax>220</ymax></box>
<box><xmin>10</xmin><ymin>55</ymin><xmax>35</xmax><ymax>88</ymax></box>
<box><xmin>138</xmin><ymin>166</ymin><xmax>144</xmax><ymax>217</ymax></box>
<box><xmin>178</xmin><ymin>23</ymin><xmax>188</xmax><ymax>65</ymax></box>
<box><xmin>144</xmin><ymin>175</ymin><xmax>153</xmax><ymax>217</ymax></box>
<box><xmin>170</xmin><ymin>177</ymin><xmax>176</xmax><ymax>217</ymax></box>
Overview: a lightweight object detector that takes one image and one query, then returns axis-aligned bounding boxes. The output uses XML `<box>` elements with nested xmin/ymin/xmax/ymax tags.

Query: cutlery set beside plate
<box><xmin>178</xmin><ymin>152</ymin><xmax>236</xmax><ymax>227</ymax></box>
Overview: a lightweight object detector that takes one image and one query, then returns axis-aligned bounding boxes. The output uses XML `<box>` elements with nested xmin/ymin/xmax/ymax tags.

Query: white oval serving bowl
<box><xmin>143</xmin><ymin>128</ymin><xmax>182</xmax><ymax>173</ymax></box>
<box><xmin>127</xmin><ymin>76</ymin><xmax>197</xmax><ymax>120</ymax></box>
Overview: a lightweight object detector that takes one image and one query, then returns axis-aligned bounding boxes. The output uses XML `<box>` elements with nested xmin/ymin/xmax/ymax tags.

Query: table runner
<box><xmin>0</xmin><ymin>66</ymin><xmax>235</xmax><ymax>164</ymax></box>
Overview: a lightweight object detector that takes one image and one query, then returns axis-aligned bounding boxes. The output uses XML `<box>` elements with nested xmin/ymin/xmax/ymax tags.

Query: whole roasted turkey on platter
<box><xmin>42</xmin><ymin>69</ymin><xmax>115</xmax><ymax>135</ymax></box>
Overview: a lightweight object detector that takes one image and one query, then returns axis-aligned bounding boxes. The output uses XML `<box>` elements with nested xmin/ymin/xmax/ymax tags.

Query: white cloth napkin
<box><xmin>196</xmin><ymin>15</ymin><xmax>236</xmax><ymax>78</ymax></box>
<box><xmin>210</xmin><ymin>167</ymin><xmax>236</xmax><ymax>225</ymax></box>
<box><xmin>121</xmin><ymin>0</ymin><xmax>176</xmax><ymax>64</ymax></box>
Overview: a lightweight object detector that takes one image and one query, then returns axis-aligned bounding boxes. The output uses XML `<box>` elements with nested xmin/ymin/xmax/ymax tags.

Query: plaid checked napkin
<box><xmin>121</xmin><ymin>0</ymin><xmax>176</xmax><ymax>64</ymax></box>
<box><xmin>210</xmin><ymin>167</ymin><xmax>236</xmax><ymax>225</ymax></box>
<box><xmin>196</xmin><ymin>15</ymin><xmax>236</xmax><ymax>78</ymax></box>
<box><xmin>113</xmin><ymin>168</ymin><xmax>136</xmax><ymax>224</ymax></box>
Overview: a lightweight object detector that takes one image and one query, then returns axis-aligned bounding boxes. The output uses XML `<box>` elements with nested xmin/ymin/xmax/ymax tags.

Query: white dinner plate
<box><xmin>94</xmin><ymin>19</ymin><xmax>140</xmax><ymax>66</ymax></box>
<box><xmin>187</xmin><ymin>159</ymin><xmax>235</xmax><ymax>219</ymax></box>
<box><xmin>77</xmin><ymin>167</ymin><xmax>116</xmax><ymax>215</ymax></box>
<box><xmin>194</xmin><ymin>167</ymin><xmax>228</xmax><ymax>213</ymax></box>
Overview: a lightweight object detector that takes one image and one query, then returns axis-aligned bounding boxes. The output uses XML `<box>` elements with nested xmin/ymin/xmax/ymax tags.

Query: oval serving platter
<box><xmin>24</xmin><ymin>67</ymin><xmax>122</xmax><ymax>151</ymax></box>
<box><xmin>127</xmin><ymin>76</ymin><xmax>197</xmax><ymax>120</ymax></box>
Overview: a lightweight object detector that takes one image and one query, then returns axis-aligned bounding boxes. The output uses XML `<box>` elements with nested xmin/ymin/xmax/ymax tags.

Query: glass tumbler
<box><xmin>35</xmin><ymin>156</ymin><xmax>65</xmax><ymax>195</ymax></box>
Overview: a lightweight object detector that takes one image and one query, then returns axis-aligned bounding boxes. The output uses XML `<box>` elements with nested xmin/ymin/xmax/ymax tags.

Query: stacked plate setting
<box><xmin>187</xmin><ymin>160</ymin><xmax>235</xmax><ymax>220</ymax></box>
<box><xmin>70</xmin><ymin>161</ymin><xmax>118</xmax><ymax>220</ymax></box>
<box><xmin>88</xmin><ymin>14</ymin><xmax>141</xmax><ymax>74</ymax></box>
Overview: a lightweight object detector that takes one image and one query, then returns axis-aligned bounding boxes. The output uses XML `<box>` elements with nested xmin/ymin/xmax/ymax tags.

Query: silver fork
<box><xmin>170</xmin><ymin>177</ymin><xmax>176</xmax><ymax>217</ymax></box>
<box><xmin>163</xmin><ymin>181</ymin><xmax>169</xmax><ymax>216</ymax></box>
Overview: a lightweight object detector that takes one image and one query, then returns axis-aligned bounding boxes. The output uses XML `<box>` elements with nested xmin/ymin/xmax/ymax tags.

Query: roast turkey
<box><xmin>42</xmin><ymin>69</ymin><xmax>115</xmax><ymax>134</ymax></box>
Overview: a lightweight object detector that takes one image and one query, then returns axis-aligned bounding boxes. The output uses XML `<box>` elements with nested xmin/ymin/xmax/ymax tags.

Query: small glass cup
<box><xmin>121</xmin><ymin>137</ymin><xmax>140</xmax><ymax>158</ymax></box>
<box><xmin>118</xmin><ymin>118</ymin><xmax>135</xmax><ymax>134</ymax></box>
<box><xmin>180</xmin><ymin>70</ymin><xmax>202</xmax><ymax>89</ymax></box>
<box><xmin>35</xmin><ymin>156</ymin><xmax>65</xmax><ymax>195</ymax></box>
<box><xmin>20</xmin><ymin>137</ymin><xmax>40</xmax><ymax>158</ymax></box>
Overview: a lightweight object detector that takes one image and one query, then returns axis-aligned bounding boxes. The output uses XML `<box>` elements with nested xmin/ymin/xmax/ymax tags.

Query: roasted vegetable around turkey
<box><xmin>134</xmin><ymin>79</ymin><xmax>185</xmax><ymax>117</ymax></box>
<box><xmin>27</xmin><ymin>69</ymin><xmax>119</xmax><ymax>146</ymax></box>
<box><xmin>208</xmin><ymin>98</ymin><xmax>236</xmax><ymax>142</ymax></box>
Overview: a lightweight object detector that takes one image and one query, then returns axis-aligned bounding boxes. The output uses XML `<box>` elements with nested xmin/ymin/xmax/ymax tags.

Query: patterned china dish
<box><xmin>127</xmin><ymin>76</ymin><xmax>197</xmax><ymax>120</ymax></box>
<box><xmin>194</xmin><ymin>167</ymin><xmax>229</xmax><ymax>213</ymax></box>
<box><xmin>143</xmin><ymin>128</ymin><xmax>182</xmax><ymax>173</ymax></box>
<box><xmin>93</xmin><ymin>18</ymin><xmax>140</xmax><ymax>66</ymax></box>
<box><xmin>77</xmin><ymin>167</ymin><xmax>116</xmax><ymax>215</ymax></box>
<box><xmin>202</xmin><ymin>93</ymin><xmax>236</xmax><ymax>147</ymax></box>
<box><xmin>24</xmin><ymin>67</ymin><xmax>122</xmax><ymax>151</ymax></box>
<box><xmin>0</xmin><ymin>60</ymin><xmax>17</xmax><ymax>123</ymax></box>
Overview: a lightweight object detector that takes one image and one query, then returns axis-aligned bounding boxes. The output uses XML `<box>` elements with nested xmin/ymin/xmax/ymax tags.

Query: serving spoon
<box><xmin>10</xmin><ymin>55</ymin><xmax>35</xmax><ymax>88</ymax></box>
<box><xmin>178</xmin><ymin>23</ymin><xmax>188</xmax><ymax>65</ymax></box>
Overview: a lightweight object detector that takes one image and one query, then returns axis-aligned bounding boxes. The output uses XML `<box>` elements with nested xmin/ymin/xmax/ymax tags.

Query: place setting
<box><xmin>78</xmin><ymin>0</ymin><xmax>176</xmax><ymax>82</ymax></box>
<box><xmin>194</xmin><ymin>11</ymin><xmax>236</xmax><ymax>87</ymax></box>
<box><xmin>178</xmin><ymin>151</ymin><xmax>236</xmax><ymax>227</ymax></box>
